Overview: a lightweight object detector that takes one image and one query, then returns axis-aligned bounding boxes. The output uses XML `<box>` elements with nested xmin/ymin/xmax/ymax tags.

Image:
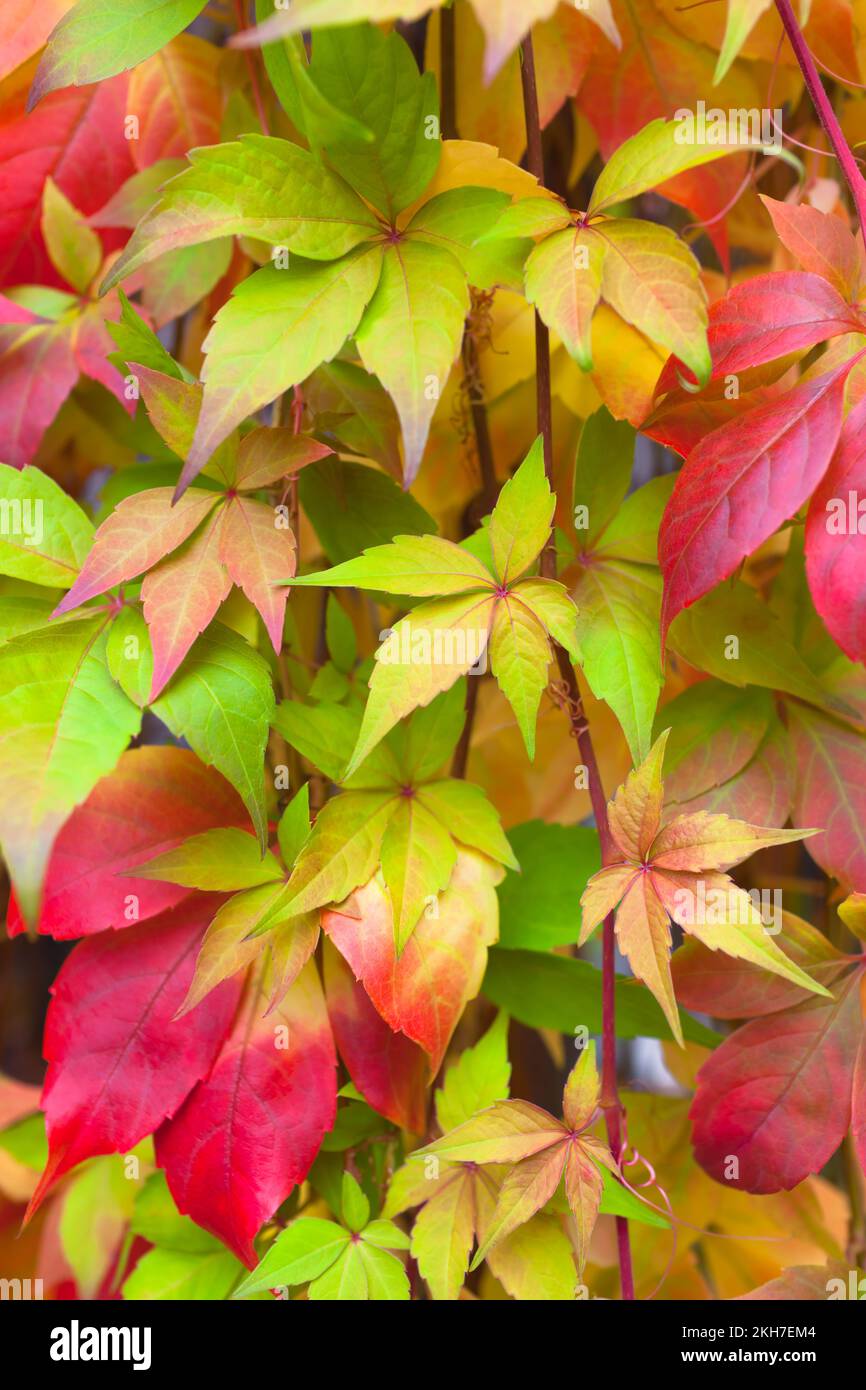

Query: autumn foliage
<box><xmin>1</xmin><ymin>0</ymin><xmax>866</xmax><ymax>1306</ymax></box>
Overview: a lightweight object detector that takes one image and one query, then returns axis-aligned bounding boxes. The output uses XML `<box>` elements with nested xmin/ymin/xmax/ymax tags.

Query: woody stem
<box><xmin>521</xmin><ymin>34</ymin><xmax>635</xmax><ymax>1301</ymax></box>
<box><xmin>774</xmin><ymin>0</ymin><xmax>866</xmax><ymax>236</ymax></box>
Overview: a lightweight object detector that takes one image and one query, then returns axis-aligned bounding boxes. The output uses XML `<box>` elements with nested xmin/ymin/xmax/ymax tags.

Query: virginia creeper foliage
<box><xmin>1</xmin><ymin>0</ymin><xmax>866</xmax><ymax>1307</ymax></box>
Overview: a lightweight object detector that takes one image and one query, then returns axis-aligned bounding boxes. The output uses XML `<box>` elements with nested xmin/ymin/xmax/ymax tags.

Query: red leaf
<box><xmin>156</xmin><ymin>959</ymin><xmax>336</xmax><ymax>1266</ymax></box>
<box><xmin>805</xmin><ymin>395</ymin><xmax>866</xmax><ymax>663</ymax></box>
<box><xmin>323</xmin><ymin>938</ymin><xmax>427</xmax><ymax>1133</ymax></box>
<box><xmin>788</xmin><ymin>703</ymin><xmax>866</xmax><ymax>891</ymax></box>
<box><xmin>0</xmin><ymin>317</ymin><xmax>78</xmax><ymax>466</ymax></box>
<box><xmin>26</xmin><ymin>895</ymin><xmax>242</xmax><ymax>1220</ymax></box>
<box><xmin>690</xmin><ymin>968</ymin><xmax>863</xmax><ymax>1193</ymax></box>
<box><xmin>659</xmin><ymin>362</ymin><xmax>854</xmax><ymax>646</ymax></box>
<box><xmin>0</xmin><ymin>79</ymin><xmax>134</xmax><ymax>290</ymax></box>
<box><xmin>655</xmin><ymin>272</ymin><xmax>862</xmax><ymax>395</ymax></box>
<box><xmin>6</xmin><ymin>747</ymin><xmax>249</xmax><ymax>940</ymax></box>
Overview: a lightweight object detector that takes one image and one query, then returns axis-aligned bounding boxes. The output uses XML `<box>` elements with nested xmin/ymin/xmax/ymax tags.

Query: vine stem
<box><xmin>521</xmin><ymin>35</ymin><xmax>635</xmax><ymax>1300</ymax></box>
<box><xmin>774</xmin><ymin>0</ymin><xmax>866</xmax><ymax>237</ymax></box>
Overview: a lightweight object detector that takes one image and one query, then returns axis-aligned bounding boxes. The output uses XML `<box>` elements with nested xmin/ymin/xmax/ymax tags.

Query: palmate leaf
<box><xmin>102</xmin><ymin>136</ymin><xmax>380</xmax><ymax>291</ymax></box>
<box><xmin>291</xmin><ymin>441</ymin><xmax>577</xmax><ymax>768</ymax></box>
<box><xmin>579</xmin><ymin>733</ymin><xmax>831</xmax><ymax>1045</ymax></box>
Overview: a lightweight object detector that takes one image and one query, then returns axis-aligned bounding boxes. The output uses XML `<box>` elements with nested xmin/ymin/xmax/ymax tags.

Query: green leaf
<box><xmin>479</xmin><ymin>196</ymin><xmax>571</xmax><ymax>241</ymax></box>
<box><xmin>435</xmin><ymin>1010</ymin><xmax>511</xmax><ymax>1132</ymax></box>
<box><xmin>511</xmin><ymin>578</ymin><xmax>580</xmax><ymax>662</ymax></box>
<box><xmin>572</xmin><ymin>408</ymin><xmax>635</xmax><ymax>552</ymax></box>
<box><xmin>234</xmin><ymin>1218</ymin><xmax>350</xmax><ymax>1298</ymax></box>
<box><xmin>0</xmin><ymin>463</ymin><xmax>94</xmax><ymax>589</ymax></box>
<box><xmin>598</xmin><ymin>1166</ymin><xmax>669</xmax><ymax>1229</ymax></box>
<box><xmin>41</xmin><ymin>179</ymin><xmax>101</xmax><ymax>292</ymax></box>
<box><xmin>346</xmin><ymin>592</ymin><xmax>496</xmax><ymax>776</ymax></box>
<box><xmin>308</xmin><ymin>1241</ymin><xmax>368</xmax><ymax>1300</ymax></box>
<box><xmin>106</xmin><ymin>290</ymin><xmax>185</xmax><ymax>380</ymax></box>
<box><xmin>407</xmin><ymin>187</ymin><xmax>512</xmax><ymax>289</ymax></box>
<box><xmin>254</xmin><ymin>790</ymin><xmax>397</xmax><ymax>929</ymax></box>
<box><xmin>298</xmin><ymin>457</ymin><xmax>433</xmax><ymax>564</ymax></box>
<box><xmin>488</xmin><ymin>594</ymin><xmax>552</xmax><ymax>759</ymax></box>
<box><xmin>525</xmin><ymin>224</ymin><xmax>607</xmax><ymax>371</ymax></box>
<box><xmin>573</xmin><ymin>560</ymin><xmax>663</xmax><ymax>763</ymax></box>
<box><xmin>341</xmin><ymin>1172</ymin><xmax>371</xmax><ymax>1233</ymax></box>
<box><xmin>668</xmin><ymin>581</ymin><xmax>847</xmax><ymax>714</ymax></box>
<box><xmin>102</xmin><ymin>136</ymin><xmax>380</xmax><ymax>290</ymax></box>
<box><xmin>304</xmin><ymin>359</ymin><xmax>403</xmax><ymax>479</ymax></box>
<box><xmin>307</xmin><ymin>23</ymin><xmax>440</xmax><ymax>217</ymax></box>
<box><xmin>482</xmin><ymin>949</ymin><xmax>721</xmax><ymax>1048</ymax></box>
<box><xmin>153</xmin><ymin>626</ymin><xmax>274</xmax><ymax>850</ymax></box>
<box><xmin>90</xmin><ymin>159</ymin><xmax>187</xmax><ymax>232</ymax></box>
<box><xmin>496</xmin><ymin>822</ymin><xmax>600</xmax><ymax>950</ymax></box>
<box><xmin>380</xmin><ymin>793</ymin><xmax>457</xmax><ymax>951</ymax></box>
<box><xmin>130</xmin><ymin>1173</ymin><xmax>220</xmax><ymax>1255</ymax></box>
<box><xmin>489</xmin><ymin>438</ymin><xmax>553</xmax><ymax>584</ymax></box>
<box><xmin>29</xmin><ymin>0</ymin><xmax>207</xmax><ymax>105</ymax></box>
<box><xmin>361</xmin><ymin>1218</ymin><xmax>411</xmax><ymax>1251</ymax></box>
<box><xmin>289</xmin><ymin>534</ymin><xmax>494</xmax><ymax>597</ymax></box>
<box><xmin>189</xmin><ymin>247</ymin><xmax>383</xmax><ymax>473</ymax></box>
<box><xmin>401</xmin><ymin>682</ymin><xmax>466</xmax><ymax>782</ymax></box>
<box><xmin>61</xmin><ymin>1157</ymin><xmax>136</xmax><ymax>1298</ymax></box>
<box><xmin>356</xmin><ymin>239</ymin><xmax>469</xmax><ymax>484</ymax></box>
<box><xmin>131</xmin><ymin>828</ymin><xmax>282</xmax><ymax>891</ymax></box>
<box><xmin>588</xmin><ymin>116</ymin><xmax>764</xmax><ymax>215</ymax></box>
<box><xmin>599</xmin><ymin>219</ymin><xmax>710</xmax><ymax>386</ymax></box>
<box><xmin>277</xmin><ymin>783</ymin><xmax>312</xmax><ymax>868</ymax></box>
<box><xmin>123</xmin><ymin>1247</ymin><xmax>245</xmax><ymax>1301</ymax></box>
<box><xmin>276</xmin><ymin>27</ymin><xmax>375</xmax><ymax>155</ymax></box>
<box><xmin>355</xmin><ymin>1241</ymin><xmax>411</xmax><ymax>1300</ymax></box>
<box><xmin>326</xmin><ymin>596</ymin><xmax>357</xmax><ymax>674</ymax></box>
<box><xmin>272</xmin><ymin>699</ymin><xmax>363</xmax><ymax>784</ymax></box>
<box><xmin>0</xmin><ymin>614</ymin><xmax>140</xmax><ymax>924</ymax></box>
<box><xmin>416</xmin><ymin>779</ymin><xmax>518</xmax><ymax>868</ymax></box>
<box><xmin>0</xmin><ymin>1113</ymin><xmax>47</xmax><ymax>1170</ymax></box>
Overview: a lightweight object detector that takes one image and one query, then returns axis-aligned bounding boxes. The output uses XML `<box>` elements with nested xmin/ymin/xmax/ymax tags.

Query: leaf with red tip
<box><xmin>659</xmin><ymin>362</ymin><xmax>855</xmax><ymax>646</ymax></box>
<box><xmin>322</xmin><ymin>939</ymin><xmax>427</xmax><ymax>1133</ymax></box>
<box><xmin>322</xmin><ymin>850</ymin><xmax>502</xmax><ymax>1073</ymax></box>
<box><xmin>218</xmin><ymin>497</ymin><xmax>295</xmax><ymax>654</ymax></box>
<box><xmin>142</xmin><ymin>507</ymin><xmax>232</xmax><ymax>699</ymax></box>
<box><xmin>470</xmin><ymin>1142</ymin><xmax>568</xmax><ymax>1268</ymax></box>
<box><xmin>235</xmin><ymin>428</ymin><xmax>332</xmax><ymax>490</ymax></box>
<box><xmin>27</xmin><ymin>895</ymin><xmax>242</xmax><ymax>1221</ymax></box>
<box><xmin>156</xmin><ymin>959</ymin><xmax>336</xmax><ymax>1266</ymax></box>
<box><xmin>6</xmin><ymin>746</ymin><xmax>249</xmax><ymax>940</ymax></box>
<box><xmin>690</xmin><ymin>967</ymin><xmax>863</xmax><ymax>1193</ymax></box>
<box><xmin>608</xmin><ymin>729</ymin><xmax>669</xmax><ymax>861</ymax></box>
<box><xmin>805</xmin><ymin>396</ymin><xmax>866</xmax><ymax>664</ymax></box>
<box><xmin>54</xmin><ymin>487</ymin><xmax>220</xmax><ymax>616</ymax></box>
<box><xmin>760</xmin><ymin>196</ymin><xmax>864</xmax><ymax>302</ymax></box>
